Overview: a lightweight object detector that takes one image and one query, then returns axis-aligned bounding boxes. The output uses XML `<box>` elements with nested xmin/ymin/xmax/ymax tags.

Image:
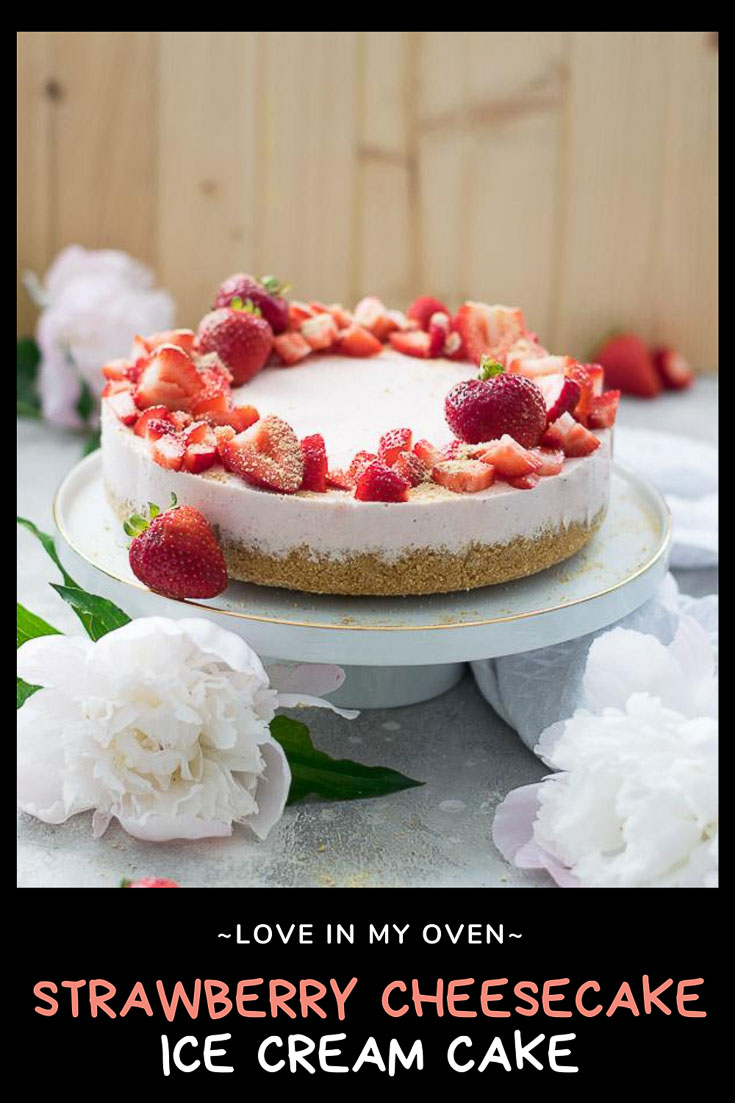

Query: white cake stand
<box><xmin>53</xmin><ymin>452</ymin><xmax>671</xmax><ymax>708</ymax></box>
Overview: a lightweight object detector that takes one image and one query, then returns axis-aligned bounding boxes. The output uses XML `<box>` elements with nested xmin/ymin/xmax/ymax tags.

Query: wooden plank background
<box><xmin>17</xmin><ymin>31</ymin><xmax>718</xmax><ymax>370</ymax></box>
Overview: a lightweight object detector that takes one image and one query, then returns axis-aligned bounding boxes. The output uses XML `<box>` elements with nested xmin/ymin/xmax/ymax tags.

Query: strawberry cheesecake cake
<box><xmin>100</xmin><ymin>276</ymin><xmax>620</xmax><ymax>597</ymax></box>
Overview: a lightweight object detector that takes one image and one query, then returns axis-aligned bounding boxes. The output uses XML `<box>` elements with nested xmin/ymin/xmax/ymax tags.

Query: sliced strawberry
<box><xmin>653</xmin><ymin>347</ymin><xmax>695</xmax><ymax>390</ymax></box>
<box><xmin>107</xmin><ymin>388</ymin><xmax>139</xmax><ymax>425</ymax></box>
<box><xmin>529</xmin><ymin>446</ymin><xmax>564</xmax><ymax>476</ymax></box>
<box><xmin>354</xmin><ymin>296</ymin><xmax>399</xmax><ymax>341</ymax></box>
<box><xmin>584</xmin><ymin>363</ymin><xmax>605</xmax><ymax>396</ymax></box>
<box><xmin>508</xmin><ymin>472</ymin><xmax>540</xmax><ymax>490</ymax></box>
<box><xmin>219</xmin><ymin>414</ymin><xmax>303</xmax><ymax>493</ymax></box>
<box><xmin>101</xmin><ymin>379</ymin><xmax>132</xmax><ymax>398</ymax></box>
<box><xmin>348</xmin><ymin>451</ymin><xmax>379</xmax><ymax>481</ymax></box>
<box><xmin>406</xmin><ymin>296</ymin><xmax>450</xmax><ymax>331</ymax></box>
<box><xmin>301</xmin><ymin>312</ymin><xmax>339</xmax><ymax>351</ymax></box>
<box><xmin>337</xmin><ymin>324</ymin><xmax>383</xmax><ymax>357</ymax></box>
<box><xmin>428</xmin><ymin>312</ymin><xmax>451</xmax><ymax>357</ymax></box>
<box><xmin>131</xmin><ymin>335</ymin><xmax>152</xmax><ymax>363</ymax></box>
<box><xmin>378</xmin><ymin>428</ymin><xmax>413</xmax><ymax>466</ymax></box>
<box><xmin>595</xmin><ymin>333</ymin><xmax>661</xmax><ymax>397</ymax></box>
<box><xmin>151</xmin><ymin>432</ymin><xmax>186</xmax><ymax>471</ymax></box>
<box><xmin>477</xmin><ymin>434</ymin><xmax>541</xmax><ymax>478</ymax></box>
<box><xmin>389</xmin><ymin>330</ymin><xmax>431</xmax><ymax>358</ymax></box>
<box><xmin>134</xmin><ymin>345</ymin><xmax>204</xmax><ymax>412</ymax></box>
<box><xmin>452</xmin><ymin>302</ymin><xmax>525</xmax><ymax>365</ymax></box>
<box><xmin>432</xmin><ymin>459</ymin><xmax>495</xmax><ymax>494</ymax></box>
<box><xmin>102</xmin><ymin>358</ymin><xmax>133</xmax><ymax>382</ymax></box>
<box><xmin>542</xmin><ymin>413</ymin><xmax>600</xmax><ymax>457</ymax></box>
<box><xmin>203</xmin><ymin>405</ymin><xmax>260</xmax><ymax>433</ymax></box>
<box><xmin>134</xmin><ymin>406</ymin><xmax>172</xmax><ymax>438</ymax></box>
<box><xmin>512</xmin><ymin>353</ymin><xmax>573</xmax><ymax>379</ymax></box>
<box><xmin>444</xmin><ymin>329</ymin><xmax>464</xmax><ymax>359</ymax></box>
<box><xmin>413</xmin><ymin>438</ymin><xmax>442</xmax><ymax>467</ymax></box>
<box><xmin>326</xmin><ymin>469</ymin><xmax>355</xmax><ymax>491</ymax></box>
<box><xmin>354</xmin><ymin>461</ymin><xmax>410</xmax><ymax>502</ymax></box>
<box><xmin>273</xmin><ymin>331</ymin><xmax>312</xmax><ymax>366</ymax></box>
<box><xmin>146</xmin><ymin>329</ymin><xmax>197</xmax><ymax>355</ymax></box>
<box><xmin>288</xmin><ymin>301</ymin><xmax>316</xmax><ymax>327</ymax></box>
<box><xmin>393</xmin><ymin>450</ymin><xmax>428</xmax><ymax>487</ymax></box>
<box><xmin>543</xmin><ymin>376</ymin><xmax>582</xmax><ymax>425</ymax></box>
<box><xmin>587</xmin><ymin>390</ymin><xmax>621</xmax><ymax>429</ymax></box>
<box><xmin>300</xmin><ymin>433</ymin><xmax>328</xmax><ymax>492</ymax></box>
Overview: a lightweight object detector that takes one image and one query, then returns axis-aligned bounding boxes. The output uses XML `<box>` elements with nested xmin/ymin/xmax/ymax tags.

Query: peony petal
<box><xmin>276</xmin><ymin>694</ymin><xmax>359</xmax><ymax>721</ymax></box>
<box><xmin>17</xmin><ymin>633</ymin><xmax>93</xmax><ymax>689</ymax></box>
<box><xmin>116</xmin><ymin>811</ymin><xmax>233</xmax><ymax>842</ymax></box>
<box><xmin>583</xmin><ymin>627</ymin><xmax>690</xmax><ymax>714</ymax></box>
<box><xmin>245</xmin><ymin>737</ymin><xmax>292</xmax><ymax>841</ymax></box>
<box><xmin>492</xmin><ymin>784</ymin><xmax>542</xmax><ymax>862</ymax></box>
<box><xmin>267</xmin><ymin>662</ymin><xmax>347</xmax><ymax>697</ymax></box>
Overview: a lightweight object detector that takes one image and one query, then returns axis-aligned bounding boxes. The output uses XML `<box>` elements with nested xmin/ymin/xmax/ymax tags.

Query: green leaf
<box><xmin>17</xmin><ymin>603</ymin><xmax>60</xmax><ymax>648</ymax></box>
<box><xmin>17</xmin><ymin>677</ymin><xmax>40</xmax><ymax>709</ymax></box>
<box><xmin>17</xmin><ymin>516</ymin><xmax>131</xmax><ymax>640</ymax></box>
<box><xmin>17</xmin><ymin>337</ymin><xmax>41</xmax><ymax>418</ymax></box>
<box><xmin>270</xmin><ymin>715</ymin><xmax>423</xmax><ymax>805</ymax></box>
<box><xmin>478</xmin><ymin>356</ymin><xmax>505</xmax><ymax>381</ymax></box>
<box><xmin>76</xmin><ymin>379</ymin><xmax>94</xmax><ymax>423</ymax></box>
<box><xmin>82</xmin><ymin>429</ymin><xmax>101</xmax><ymax>456</ymax></box>
<box><xmin>50</xmin><ymin>584</ymin><xmax>131</xmax><ymax>642</ymax></box>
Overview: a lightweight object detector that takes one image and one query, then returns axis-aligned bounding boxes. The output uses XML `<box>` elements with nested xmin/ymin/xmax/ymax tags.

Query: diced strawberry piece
<box><xmin>505</xmin><ymin>336</ymin><xmax>550</xmax><ymax>374</ymax></box>
<box><xmin>452</xmin><ymin>302</ymin><xmax>525</xmax><ymax>365</ymax></box>
<box><xmin>543</xmin><ymin>375</ymin><xmax>582</xmax><ymax>425</ymax></box>
<box><xmin>406</xmin><ymin>296</ymin><xmax>450</xmax><ymax>331</ymax></box>
<box><xmin>337</xmin><ymin>324</ymin><xmax>383</xmax><ymax>357</ymax></box>
<box><xmin>300</xmin><ymin>433</ymin><xmax>328</xmax><ymax>493</ymax></box>
<box><xmin>529</xmin><ymin>447</ymin><xmax>564</xmax><ymax>476</ymax></box>
<box><xmin>130</xmin><ymin>335</ymin><xmax>152</xmax><ymax>363</ymax></box>
<box><xmin>102</xmin><ymin>358</ymin><xmax>133</xmax><ymax>382</ymax></box>
<box><xmin>301</xmin><ymin>312</ymin><xmax>339</xmax><ymax>351</ymax></box>
<box><xmin>272</xmin><ymin>331</ymin><xmax>312</xmax><ymax>366</ymax></box>
<box><xmin>151</xmin><ymin>432</ymin><xmax>186</xmax><ymax>470</ymax></box>
<box><xmin>190</xmin><ymin>365</ymin><xmax>232</xmax><ymax>416</ymax></box>
<box><xmin>653</xmin><ymin>347</ymin><xmax>695</xmax><ymax>390</ymax></box>
<box><xmin>288</xmin><ymin>301</ymin><xmax>316</xmax><ymax>328</ymax></box>
<box><xmin>354</xmin><ymin>461</ymin><xmax>411</xmax><ymax>502</ymax></box>
<box><xmin>183</xmin><ymin>442</ymin><xmax>218</xmax><ymax>473</ymax></box>
<box><xmin>107</xmin><ymin>389</ymin><xmax>139</xmax><ymax>425</ymax></box>
<box><xmin>413</xmin><ymin>438</ymin><xmax>442</xmax><ymax>467</ymax></box>
<box><xmin>147</xmin><ymin>329</ymin><xmax>197</xmax><ymax>355</ymax></box>
<box><xmin>428</xmin><ymin>312</ymin><xmax>451</xmax><ymax>357</ymax></box>
<box><xmin>324</xmin><ymin>303</ymin><xmax>354</xmax><ymax>328</ymax></box>
<box><xmin>101</xmin><ymin>379</ymin><xmax>132</xmax><ymax>398</ymax></box>
<box><xmin>444</xmin><ymin>329</ymin><xmax>465</xmax><ymax>360</ymax></box>
<box><xmin>133</xmin><ymin>345</ymin><xmax>204</xmax><ymax>411</ymax></box>
<box><xmin>508</xmin><ymin>472</ymin><xmax>540</xmax><ymax>490</ymax></box>
<box><xmin>353</xmin><ymin>296</ymin><xmax>400</xmax><ymax>341</ymax></box>
<box><xmin>378</xmin><ymin>428</ymin><xmax>413</xmax><ymax>466</ymax></box>
<box><xmin>348</xmin><ymin>451</ymin><xmax>379</xmax><ymax>481</ymax></box>
<box><xmin>432</xmin><ymin>459</ymin><xmax>495</xmax><ymax>494</ymax></box>
<box><xmin>584</xmin><ymin>363</ymin><xmax>604</xmax><ymax>396</ymax></box>
<box><xmin>587</xmin><ymin>390</ymin><xmax>621</xmax><ymax>429</ymax></box>
<box><xmin>542</xmin><ymin>413</ymin><xmax>600</xmax><ymax>457</ymax></box>
<box><xmin>440</xmin><ymin>439</ymin><xmax>467</xmax><ymax>460</ymax></box>
<box><xmin>134</xmin><ymin>406</ymin><xmax>172</xmax><ymax>438</ymax></box>
<box><xmin>326</xmin><ymin>469</ymin><xmax>355</xmax><ymax>491</ymax></box>
<box><xmin>389</xmin><ymin>330</ymin><xmax>431</xmax><ymax>358</ymax></box>
<box><xmin>203</xmin><ymin>405</ymin><xmax>260</xmax><ymax>433</ymax></box>
<box><xmin>477</xmin><ymin>434</ymin><xmax>541</xmax><ymax>478</ymax></box>
<box><xmin>168</xmin><ymin>410</ymin><xmax>193</xmax><ymax>431</ymax></box>
<box><xmin>565</xmin><ymin>362</ymin><xmax>594</xmax><ymax>424</ymax></box>
<box><xmin>595</xmin><ymin>333</ymin><xmax>661</xmax><ymax>397</ymax></box>
<box><xmin>513</xmin><ymin>353</ymin><xmax>573</xmax><ymax>379</ymax></box>
<box><xmin>393</xmin><ymin>450</ymin><xmax>428</xmax><ymax>487</ymax></box>
<box><xmin>219</xmin><ymin>414</ymin><xmax>303</xmax><ymax>494</ymax></box>
<box><xmin>184</xmin><ymin>422</ymin><xmax>217</xmax><ymax>447</ymax></box>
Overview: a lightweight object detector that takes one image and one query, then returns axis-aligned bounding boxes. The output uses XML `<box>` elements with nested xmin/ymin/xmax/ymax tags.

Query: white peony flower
<box><xmin>17</xmin><ymin>617</ymin><xmax>293</xmax><ymax>842</ymax></box>
<box><xmin>493</xmin><ymin>614</ymin><xmax>718</xmax><ymax>888</ymax></box>
<box><xmin>29</xmin><ymin>245</ymin><xmax>175</xmax><ymax>428</ymax></box>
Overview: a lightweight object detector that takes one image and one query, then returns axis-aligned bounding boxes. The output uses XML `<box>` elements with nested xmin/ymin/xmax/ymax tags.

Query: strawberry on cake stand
<box><xmin>53</xmin><ymin>276</ymin><xmax>672</xmax><ymax>708</ymax></box>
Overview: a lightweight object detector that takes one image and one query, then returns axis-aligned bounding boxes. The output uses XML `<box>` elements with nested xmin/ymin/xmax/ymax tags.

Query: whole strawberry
<box><xmin>213</xmin><ymin>273</ymin><xmax>290</xmax><ymax>334</ymax></box>
<box><xmin>126</xmin><ymin>501</ymin><xmax>228</xmax><ymax>599</ymax></box>
<box><xmin>198</xmin><ymin>304</ymin><xmax>273</xmax><ymax>386</ymax></box>
<box><xmin>445</xmin><ymin>361</ymin><xmax>546</xmax><ymax>447</ymax></box>
<box><xmin>121</xmin><ymin>876</ymin><xmax>181</xmax><ymax>888</ymax></box>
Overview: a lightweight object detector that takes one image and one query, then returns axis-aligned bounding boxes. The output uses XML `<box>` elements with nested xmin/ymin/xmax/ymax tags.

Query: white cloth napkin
<box><xmin>614</xmin><ymin>427</ymin><xmax>718</xmax><ymax>569</ymax></box>
<box><xmin>472</xmin><ymin>573</ymin><xmax>717</xmax><ymax>752</ymax></box>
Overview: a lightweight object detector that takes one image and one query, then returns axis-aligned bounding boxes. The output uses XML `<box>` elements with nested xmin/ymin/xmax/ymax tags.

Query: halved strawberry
<box><xmin>452</xmin><ymin>302</ymin><xmax>525</xmax><ymax>365</ymax></box>
<box><xmin>134</xmin><ymin>406</ymin><xmax>172</xmax><ymax>438</ymax></box>
<box><xmin>151</xmin><ymin>433</ymin><xmax>186</xmax><ymax>470</ymax></box>
<box><xmin>653</xmin><ymin>347</ymin><xmax>695</xmax><ymax>390</ymax></box>
<box><xmin>219</xmin><ymin>414</ymin><xmax>303</xmax><ymax>493</ymax></box>
<box><xmin>353</xmin><ymin>296</ymin><xmax>399</xmax><ymax>341</ymax></box>
<box><xmin>529</xmin><ymin>446</ymin><xmax>564</xmax><ymax>476</ymax></box>
<box><xmin>301</xmin><ymin>312</ymin><xmax>339</xmax><ymax>351</ymax></box>
<box><xmin>272</xmin><ymin>331</ymin><xmax>312</xmax><ymax>366</ymax></box>
<box><xmin>542</xmin><ymin>413</ymin><xmax>600</xmax><ymax>457</ymax></box>
<box><xmin>508</xmin><ymin>472</ymin><xmax>540</xmax><ymax>490</ymax></box>
<box><xmin>393</xmin><ymin>450</ymin><xmax>428</xmax><ymax>487</ymax></box>
<box><xmin>587</xmin><ymin>390</ymin><xmax>621</xmax><ymax>429</ymax></box>
<box><xmin>203</xmin><ymin>405</ymin><xmax>260</xmax><ymax>433</ymax></box>
<box><xmin>107</xmin><ymin>388</ymin><xmax>139</xmax><ymax>425</ymax></box>
<box><xmin>134</xmin><ymin>346</ymin><xmax>204</xmax><ymax>412</ymax></box>
<box><xmin>406</xmin><ymin>296</ymin><xmax>450</xmax><ymax>331</ymax></box>
<box><xmin>102</xmin><ymin>358</ymin><xmax>133</xmax><ymax>382</ymax></box>
<box><xmin>428</xmin><ymin>312</ymin><xmax>451</xmax><ymax>357</ymax></box>
<box><xmin>354</xmin><ymin>461</ymin><xmax>410</xmax><ymax>502</ymax></box>
<box><xmin>337</xmin><ymin>324</ymin><xmax>383</xmax><ymax>357</ymax></box>
<box><xmin>413</xmin><ymin>438</ymin><xmax>442</xmax><ymax>467</ymax></box>
<box><xmin>389</xmin><ymin>330</ymin><xmax>431</xmax><ymax>358</ymax></box>
<box><xmin>378</xmin><ymin>428</ymin><xmax>413</xmax><ymax>466</ymax></box>
<box><xmin>300</xmin><ymin>433</ymin><xmax>328</xmax><ymax>492</ymax></box>
<box><xmin>594</xmin><ymin>333</ymin><xmax>661</xmax><ymax>397</ymax></box>
<box><xmin>432</xmin><ymin>459</ymin><xmax>495</xmax><ymax>494</ymax></box>
<box><xmin>543</xmin><ymin>375</ymin><xmax>582</xmax><ymax>425</ymax></box>
<box><xmin>477</xmin><ymin>434</ymin><xmax>541</xmax><ymax>478</ymax></box>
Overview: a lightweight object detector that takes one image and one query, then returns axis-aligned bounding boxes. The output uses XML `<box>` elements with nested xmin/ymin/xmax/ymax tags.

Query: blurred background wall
<box><xmin>17</xmin><ymin>31</ymin><xmax>718</xmax><ymax>369</ymax></box>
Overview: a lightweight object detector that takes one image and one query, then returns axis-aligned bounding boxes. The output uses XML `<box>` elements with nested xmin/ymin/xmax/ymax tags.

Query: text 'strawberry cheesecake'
<box><xmin>101</xmin><ymin>280</ymin><xmax>620</xmax><ymax>597</ymax></box>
